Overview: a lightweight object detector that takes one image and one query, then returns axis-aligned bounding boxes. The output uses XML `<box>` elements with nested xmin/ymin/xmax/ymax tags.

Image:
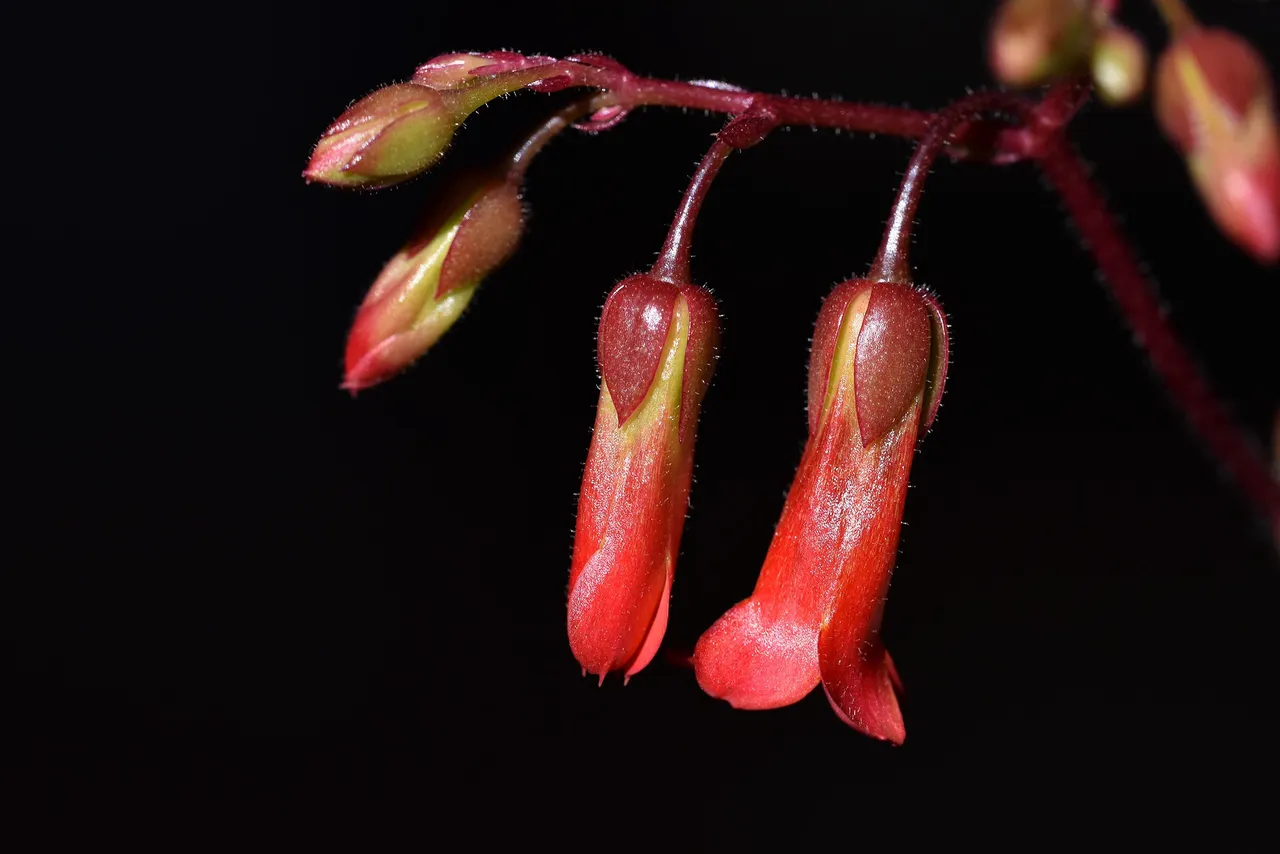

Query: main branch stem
<box><xmin>566</xmin><ymin>63</ymin><xmax>1036</xmax><ymax>161</ymax></box>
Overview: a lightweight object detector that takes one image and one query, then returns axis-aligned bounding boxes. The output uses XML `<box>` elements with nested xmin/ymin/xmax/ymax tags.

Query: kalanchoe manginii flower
<box><xmin>692</xmin><ymin>279</ymin><xmax>948</xmax><ymax>743</ymax></box>
<box><xmin>1154</xmin><ymin>26</ymin><xmax>1280</xmax><ymax>263</ymax></box>
<box><xmin>304</xmin><ymin>53</ymin><xmax>568</xmax><ymax>189</ymax></box>
<box><xmin>342</xmin><ymin>174</ymin><xmax>523</xmax><ymax>391</ymax></box>
<box><xmin>568</xmin><ymin>276</ymin><xmax>719</xmax><ymax>680</ymax></box>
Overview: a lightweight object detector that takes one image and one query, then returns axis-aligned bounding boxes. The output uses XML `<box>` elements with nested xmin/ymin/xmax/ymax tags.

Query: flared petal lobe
<box><xmin>694</xmin><ymin>280</ymin><xmax>941</xmax><ymax>742</ymax></box>
<box><xmin>568</xmin><ymin>276</ymin><xmax>718</xmax><ymax>679</ymax></box>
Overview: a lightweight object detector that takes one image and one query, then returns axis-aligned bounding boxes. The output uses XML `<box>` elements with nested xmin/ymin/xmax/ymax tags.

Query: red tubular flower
<box><xmin>1155</xmin><ymin>26</ymin><xmax>1280</xmax><ymax>263</ymax></box>
<box><xmin>692</xmin><ymin>279</ymin><xmax>947</xmax><ymax>742</ymax></box>
<box><xmin>568</xmin><ymin>276</ymin><xmax>719</xmax><ymax>681</ymax></box>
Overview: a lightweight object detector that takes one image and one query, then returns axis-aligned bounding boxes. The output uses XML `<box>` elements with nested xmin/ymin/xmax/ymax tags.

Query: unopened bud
<box><xmin>305</xmin><ymin>84</ymin><xmax>460</xmax><ymax>189</ymax></box>
<box><xmin>1155</xmin><ymin>28</ymin><xmax>1280</xmax><ymax>263</ymax></box>
<box><xmin>342</xmin><ymin>176</ymin><xmax>524</xmax><ymax>390</ymax></box>
<box><xmin>990</xmin><ymin>0</ymin><xmax>1097</xmax><ymax>88</ymax></box>
<box><xmin>306</xmin><ymin>53</ymin><xmax>568</xmax><ymax>189</ymax></box>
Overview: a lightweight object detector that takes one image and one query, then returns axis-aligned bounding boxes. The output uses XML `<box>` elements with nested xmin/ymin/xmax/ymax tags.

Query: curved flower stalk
<box><xmin>693</xmin><ymin>280</ymin><xmax>947</xmax><ymax>743</ymax></box>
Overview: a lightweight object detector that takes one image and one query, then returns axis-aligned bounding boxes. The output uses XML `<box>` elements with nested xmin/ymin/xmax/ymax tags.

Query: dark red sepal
<box><xmin>854</xmin><ymin>283</ymin><xmax>932</xmax><ymax>446</ymax></box>
<box><xmin>597</xmin><ymin>276</ymin><xmax>680</xmax><ymax>427</ymax></box>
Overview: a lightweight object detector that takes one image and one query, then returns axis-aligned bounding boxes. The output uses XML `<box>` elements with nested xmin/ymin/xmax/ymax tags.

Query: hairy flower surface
<box><xmin>568</xmin><ymin>276</ymin><xmax>718</xmax><ymax>680</ymax></box>
<box><xmin>693</xmin><ymin>280</ymin><xmax>947</xmax><ymax>742</ymax></box>
<box><xmin>343</xmin><ymin>175</ymin><xmax>523</xmax><ymax>391</ymax></box>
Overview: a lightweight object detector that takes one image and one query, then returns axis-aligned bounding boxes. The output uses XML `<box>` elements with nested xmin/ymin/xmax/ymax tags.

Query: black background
<box><xmin>8</xmin><ymin>0</ymin><xmax>1280</xmax><ymax>847</ymax></box>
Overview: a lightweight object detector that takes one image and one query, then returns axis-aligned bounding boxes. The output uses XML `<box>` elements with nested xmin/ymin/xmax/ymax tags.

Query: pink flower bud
<box><xmin>568</xmin><ymin>276</ymin><xmax>719</xmax><ymax>680</ymax></box>
<box><xmin>304</xmin><ymin>84</ymin><xmax>461</xmax><ymax>189</ymax></box>
<box><xmin>305</xmin><ymin>56</ymin><xmax>569</xmax><ymax>189</ymax></box>
<box><xmin>989</xmin><ymin>0</ymin><xmax>1098</xmax><ymax>88</ymax></box>
<box><xmin>342</xmin><ymin>176</ymin><xmax>524</xmax><ymax>391</ymax></box>
<box><xmin>693</xmin><ymin>280</ymin><xmax>948</xmax><ymax>742</ymax></box>
<box><xmin>1155</xmin><ymin>28</ymin><xmax>1280</xmax><ymax>263</ymax></box>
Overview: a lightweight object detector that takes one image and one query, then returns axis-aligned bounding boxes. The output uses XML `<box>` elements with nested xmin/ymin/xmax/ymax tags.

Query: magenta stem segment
<box><xmin>870</xmin><ymin>91</ymin><xmax>1033</xmax><ymax>283</ymax></box>
<box><xmin>507</xmin><ymin>99</ymin><xmax>597</xmax><ymax>182</ymax></box>
<box><xmin>567</xmin><ymin>63</ymin><xmax>1035</xmax><ymax>162</ymax></box>
<box><xmin>1036</xmin><ymin>132</ymin><xmax>1280</xmax><ymax>534</ymax></box>
<box><xmin>652</xmin><ymin>138</ymin><xmax>736</xmax><ymax>283</ymax></box>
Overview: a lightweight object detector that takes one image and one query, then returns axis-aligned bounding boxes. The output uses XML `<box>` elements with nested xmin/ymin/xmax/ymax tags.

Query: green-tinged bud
<box><xmin>342</xmin><ymin>176</ymin><xmax>524</xmax><ymax>390</ymax></box>
<box><xmin>989</xmin><ymin>0</ymin><xmax>1098</xmax><ymax>88</ymax></box>
<box><xmin>305</xmin><ymin>55</ymin><xmax>568</xmax><ymax>189</ymax></box>
<box><xmin>1092</xmin><ymin>25</ymin><xmax>1148</xmax><ymax>106</ymax></box>
<box><xmin>305</xmin><ymin>84</ymin><xmax>458</xmax><ymax>189</ymax></box>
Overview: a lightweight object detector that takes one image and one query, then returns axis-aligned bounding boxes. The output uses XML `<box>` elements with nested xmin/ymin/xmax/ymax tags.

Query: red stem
<box><xmin>568</xmin><ymin>63</ymin><xmax>1035</xmax><ymax>161</ymax></box>
<box><xmin>1036</xmin><ymin>132</ymin><xmax>1280</xmax><ymax>535</ymax></box>
<box><xmin>871</xmin><ymin>90</ymin><xmax>1033</xmax><ymax>283</ymax></box>
<box><xmin>507</xmin><ymin>99</ymin><xmax>595</xmax><ymax>182</ymax></box>
<box><xmin>653</xmin><ymin>138</ymin><xmax>735</xmax><ymax>283</ymax></box>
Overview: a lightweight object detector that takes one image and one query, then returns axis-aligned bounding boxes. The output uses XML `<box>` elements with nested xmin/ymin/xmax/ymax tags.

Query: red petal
<box><xmin>568</xmin><ymin>387</ymin><xmax>694</xmax><ymax>677</ymax></box>
<box><xmin>817</xmin><ymin>398</ymin><xmax>920</xmax><ymax>744</ymax></box>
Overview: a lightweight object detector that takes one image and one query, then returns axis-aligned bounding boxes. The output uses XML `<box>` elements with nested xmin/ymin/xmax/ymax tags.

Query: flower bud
<box><xmin>1091</xmin><ymin>24</ymin><xmax>1148</xmax><ymax>106</ymax></box>
<box><xmin>1155</xmin><ymin>28</ymin><xmax>1280</xmax><ymax>263</ymax></box>
<box><xmin>342</xmin><ymin>175</ymin><xmax>524</xmax><ymax>391</ymax></box>
<box><xmin>305</xmin><ymin>84</ymin><xmax>460</xmax><ymax>189</ymax></box>
<box><xmin>306</xmin><ymin>55</ymin><xmax>567</xmax><ymax>189</ymax></box>
<box><xmin>989</xmin><ymin>0</ymin><xmax>1098</xmax><ymax>88</ymax></box>
<box><xmin>568</xmin><ymin>276</ymin><xmax>719</xmax><ymax>680</ymax></box>
<box><xmin>693</xmin><ymin>280</ymin><xmax>948</xmax><ymax>742</ymax></box>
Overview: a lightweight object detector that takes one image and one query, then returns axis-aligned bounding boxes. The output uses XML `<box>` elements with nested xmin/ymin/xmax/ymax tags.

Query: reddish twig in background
<box><xmin>1037</xmin><ymin>132</ymin><xmax>1280</xmax><ymax>538</ymax></box>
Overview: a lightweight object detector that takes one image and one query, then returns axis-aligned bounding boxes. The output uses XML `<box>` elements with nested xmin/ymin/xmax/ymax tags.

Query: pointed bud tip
<box><xmin>305</xmin><ymin>83</ymin><xmax>459</xmax><ymax>189</ymax></box>
<box><xmin>1155</xmin><ymin>29</ymin><xmax>1280</xmax><ymax>262</ymax></box>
